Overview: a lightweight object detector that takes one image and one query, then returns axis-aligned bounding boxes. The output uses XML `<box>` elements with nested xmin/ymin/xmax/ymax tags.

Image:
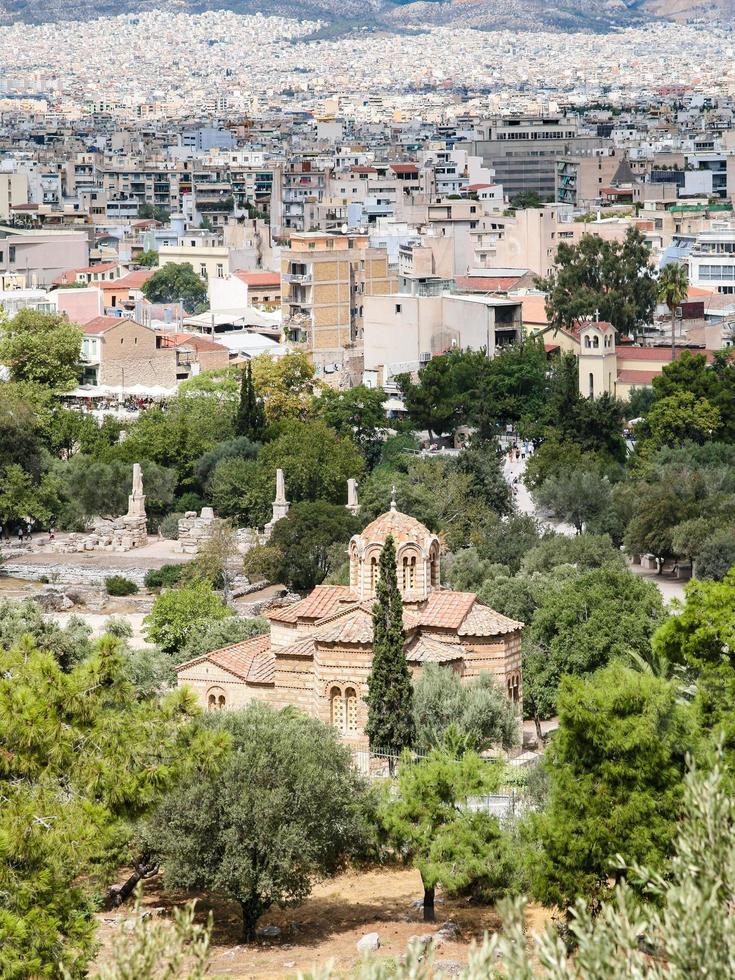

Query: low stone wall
<box><xmin>49</xmin><ymin>515</ymin><xmax>148</xmax><ymax>554</ymax></box>
<box><xmin>0</xmin><ymin>561</ymin><xmax>150</xmax><ymax>588</ymax></box>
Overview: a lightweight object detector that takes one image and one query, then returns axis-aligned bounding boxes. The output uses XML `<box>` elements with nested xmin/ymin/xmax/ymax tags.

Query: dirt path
<box><xmin>95</xmin><ymin>867</ymin><xmax>552</xmax><ymax>978</ymax></box>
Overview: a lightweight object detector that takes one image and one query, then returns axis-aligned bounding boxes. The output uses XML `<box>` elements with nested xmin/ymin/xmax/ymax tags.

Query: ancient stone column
<box><xmin>346</xmin><ymin>478</ymin><xmax>361</xmax><ymax>516</ymax></box>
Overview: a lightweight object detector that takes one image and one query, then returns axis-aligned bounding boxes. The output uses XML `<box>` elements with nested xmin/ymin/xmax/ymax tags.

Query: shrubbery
<box><xmin>144</xmin><ymin>564</ymin><xmax>184</xmax><ymax>590</ymax></box>
<box><xmin>105</xmin><ymin>575</ymin><xmax>139</xmax><ymax>597</ymax></box>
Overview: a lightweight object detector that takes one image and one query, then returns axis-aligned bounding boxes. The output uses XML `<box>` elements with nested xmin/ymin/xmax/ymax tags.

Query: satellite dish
<box><xmin>341</xmin><ymin>223</ymin><xmax>348</xmax><ymax>235</ymax></box>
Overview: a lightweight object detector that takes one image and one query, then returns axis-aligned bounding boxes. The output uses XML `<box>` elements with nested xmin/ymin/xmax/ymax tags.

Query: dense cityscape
<box><xmin>1</xmin><ymin>4</ymin><xmax>734</xmax><ymax>978</ymax></box>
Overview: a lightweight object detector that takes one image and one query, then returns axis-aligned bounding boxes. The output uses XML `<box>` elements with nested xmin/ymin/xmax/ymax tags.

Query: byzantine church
<box><xmin>176</xmin><ymin>499</ymin><xmax>523</xmax><ymax>744</ymax></box>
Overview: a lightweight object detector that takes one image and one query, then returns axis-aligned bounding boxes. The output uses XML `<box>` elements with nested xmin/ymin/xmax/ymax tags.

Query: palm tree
<box><xmin>657</xmin><ymin>262</ymin><xmax>689</xmax><ymax>361</ymax></box>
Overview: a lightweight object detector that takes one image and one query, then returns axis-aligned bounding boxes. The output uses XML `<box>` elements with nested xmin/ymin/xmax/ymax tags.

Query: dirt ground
<box><xmin>94</xmin><ymin>866</ymin><xmax>552</xmax><ymax>978</ymax></box>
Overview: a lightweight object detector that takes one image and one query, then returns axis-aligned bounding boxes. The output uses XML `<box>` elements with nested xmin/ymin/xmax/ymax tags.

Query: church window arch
<box><xmin>592</xmin><ymin>334</ymin><xmax>600</xmax><ymax>348</ymax></box>
<box><xmin>584</xmin><ymin>335</ymin><xmax>591</xmax><ymax>348</ymax></box>
<box><xmin>369</xmin><ymin>556</ymin><xmax>378</xmax><ymax>592</ymax></box>
<box><xmin>345</xmin><ymin>687</ymin><xmax>358</xmax><ymax>733</ymax></box>
<box><xmin>330</xmin><ymin>686</ymin><xmax>345</xmax><ymax>733</ymax></box>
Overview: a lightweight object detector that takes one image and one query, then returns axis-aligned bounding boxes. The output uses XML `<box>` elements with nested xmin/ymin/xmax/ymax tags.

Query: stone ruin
<box><xmin>176</xmin><ymin>506</ymin><xmax>217</xmax><ymax>555</ymax></box>
<box><xmin>51</xmin><ymin>463</ymin><xmax>149</xmax><ymax>554</ymax></box>
<box><xmin>176</xmin><ymin>472</ymin><xmax>361</xmax><ymax>558</ymax></box>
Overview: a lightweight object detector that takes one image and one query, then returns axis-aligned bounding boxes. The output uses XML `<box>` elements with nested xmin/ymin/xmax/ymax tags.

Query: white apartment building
<box><xmin>688</xmin><ymin>222</ymin><xmax>735</xmax><ymax>294</ymax></box>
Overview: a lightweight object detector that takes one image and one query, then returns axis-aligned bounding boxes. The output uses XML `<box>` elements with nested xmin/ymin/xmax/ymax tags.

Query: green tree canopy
<box><xmin>380</xmin><ymin>747</ymin><xmax>502</xmax><ymax>921</ymax></box>
<box><xmin>147</xmin><ymin>703</ymin><xmax>372</xmax><ymax>941</ymax></box>
<box><xmin>537</xmin><ymin>227</ymin><xmax>656</xmax><ymax>337</ymax></box>
<box><xmin>258</xmin><ymin>500</ymin><xmax>361</xmax><ymax>592</ymax></box>
<box><xmin>0</xmin><ymin>309</ymin><xmax>82</xmax><ymax>391</ymax></box>
<box><xmin>525</xmin><ymin>563</ymin><xmax>665</xmax><ymax>719</ymax></box>
<box><xmin>236</xmin><ymin>361</ymin><xmax>266</xmax><ymax>443</ymax></box>
<box><xmin>366</xmin><ymin>534</ymin><xmax>415</xmax><ymax>753</ymax></box>
<box><xmin>529</xmin><ymin>661</ymin><xmax>694</xmax><ymax>913</ymax></box>
<box><xmin>145</xmin><ymin>580</ymin><xmax>232</xmax><ymax>655</ymax></box>
<box><xmin>141</xmin><ymin>262</ymin><xmax>207</xmax><ymax>313</ymax></box>
<box><xmin>136</xmin><ymin>248</ymin><xmax>159</xmax><ymax>267</ymax></box>
<box><xmin>412</xmin><ymin>664</ymin><xmax>519</xmax><ymax>754</ymax></box>
<box><xmin>0</xmin><ymin>635</ymin><xmax>221</xmax><ymax>976</ymax></box>
<box><xmin>315</xmin><ymin>384</ymin><xmax>388</xmax><ymax>468</ymax></box>
<box><xmin>251</xmin><ymin>350</ymin><xmax>321</xmax><ymax>423</ymax></box>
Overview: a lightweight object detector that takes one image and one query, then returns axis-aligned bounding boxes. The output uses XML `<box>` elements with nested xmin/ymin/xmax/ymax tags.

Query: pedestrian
<box><xmin>16</xmin><ymin>526</ymin><xmax>23</xmax><ymax>543</ymax></box>
<box><xmin>49</xmin><ymin>526</ymin><xmax>55</xmax><ymax>542</ymax></box>
<box><xmin>25</xmin><ymin>522</ymin><xmax>32</xmax><ymax>542</ymax></box>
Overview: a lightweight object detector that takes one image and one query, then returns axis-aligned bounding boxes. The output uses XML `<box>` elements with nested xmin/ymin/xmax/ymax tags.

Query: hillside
<box><xmin>0</xmin><ymin>0</ymin><xmax>726</xmax><ymax>30</ymax></box>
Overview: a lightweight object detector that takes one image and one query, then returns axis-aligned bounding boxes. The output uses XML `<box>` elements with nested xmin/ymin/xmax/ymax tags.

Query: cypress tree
<box><xmin>236</xmin><ymin>362</ymin><xmax>266</xmax><ymax>442</ymax></box>
<box><xmin>366</xmin><ymin>534</ymin><xmax>415</xmax><ymax>754</ymax></box>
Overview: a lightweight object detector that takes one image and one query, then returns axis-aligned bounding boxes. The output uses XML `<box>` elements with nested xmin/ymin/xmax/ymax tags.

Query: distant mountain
<box><xmin>0</xmin><ymin>0</ymin><xmax>724</xmax><ymax>31</ymax></box>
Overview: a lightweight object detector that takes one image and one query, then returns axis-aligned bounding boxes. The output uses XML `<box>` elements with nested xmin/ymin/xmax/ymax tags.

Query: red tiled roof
<box><xmin>246</xmin><ymin>648</ymin><xmax>275</xmax><ymax>684</ymax></box>
<box><xmin>81</xmin><ymin>315</ymin><xmax>135</xmax><ymax>335</ymax></box>
<box><xmin>101</xmin><ymin>269</ymin><xmax>154</xmax><ymax>291</ymax></box>
<box><xmin>156</xmin><ymin>331</ymin><xmax>226</xmax><ymax>353</ymax></box>
<box><xmin>418</xmin><ymin>591</ymin><xmax>477</xmax><ymax>631</ymax></box>
<box><xmin>465</xmin><ymin>183</ymin><xmax>497</xmax><ymax>191</ymax></box>
<box><xmin>175</xmin><ymin>632</ymin><xmax>271</xmax><ymax>681</ymax></box>
<box><xmin>315</xmin><ymin>607</ymin><xmax>374</xmax><ymax>645</ymax></box>
<box><xmin>457</xmin><ymin>603</ymin><xmax>523</xmax><ymax>636</ymax></box>
<box><xmin>350</xmin><ymin>166</ymin><xmax>377</xmax><ymax>174</ymax></box>
<box><xmin>617</xmin><ymin>369</ymin><xmax>661</xmax><ymax>385</ymax></box>
<box><xmin>53</xmin><ymin>262</ymin><xmax>119</xmax><ymax>286</ymax></box>
<box><xmin>268</xmin><ymin>585</ymin><xmax>356</xmax><ymax>624</ymax></box>
<box><xmin>276</xmin><ymin>636</ymin><xmax>317</xmax><ymax>658</ymax></box>
<box><xmin>234</xmin><ymin>271</ymin><xmax>281</xmax><ymax>287</ymax></box>
<box><xmin>390</xmin><ymin>163</ymin><xmax>419</xmax><ymax>174</ymax></box>
<box><xmin>405</xmin><ymin>634</ymin><xmax>465</xmax><ymax>664</ymax></box>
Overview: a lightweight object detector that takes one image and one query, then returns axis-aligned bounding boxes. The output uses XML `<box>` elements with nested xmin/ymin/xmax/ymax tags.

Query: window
<box><xmin>589</xmin><ymin>372</ymin><xmax>594</xmax><ymax>398</ymax></box>
<box><xmin>430</xmin><ymin>553</ymin><xmax>439</xmax><ymax>587</ymax></box>
<box><xmin>395</xmin><ymin>303</ymin><xmax>402</xmax><ymax>314</ymax></box>
<box><xmin>200</xmin><ymin>264</ymin><xmax>207</xmax><ymax>277</ymax></box>
<box><xmin>402</xmin><ymin>555</ymin><xmax>416</xmax><ymax>591</ymax></box>
<box><xmin>8</xmin><ymin>246</ymin><xmax>15</xmax><ymax>263</ymax></box>
<box><xmin>345</xmin><ymin>688</ymin><xmax>358</xmax><ymax>733</ymax></box>
<box><xmin>330</xmin><ymin>686</ymin><xmax>345</xmax><ymax>733</ymax></box>
<box><xmin>370</xmin><ymin>556</ymin><xmax>378</xmax><ymax>592</ymax></box>
<box><xmin>216</xmin><ymin>263</ymin><xmax>224</xmax><ymax>278</ymax></box>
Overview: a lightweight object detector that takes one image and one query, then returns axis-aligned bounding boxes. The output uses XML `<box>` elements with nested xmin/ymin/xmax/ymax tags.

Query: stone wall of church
<box><xmin>461</xmin><ymin>631</ymin><xmax>523</xmax><ymax>706</ymax></box>
<box><xmin>177</xmin><ymin>661</ymin><xmax>274</xmax><ymax>712</ymax></box>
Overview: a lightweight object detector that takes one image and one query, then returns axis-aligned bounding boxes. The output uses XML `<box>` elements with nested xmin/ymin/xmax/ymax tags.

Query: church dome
<box><xmin>349</xmin><ymin>498</ymin><xmax>441</xmax><ymax>602</ymax></box>
<box><xmin>360</xmin><ymin>508</ymin><xmax>436</xmax><ymax>550</ymax></box>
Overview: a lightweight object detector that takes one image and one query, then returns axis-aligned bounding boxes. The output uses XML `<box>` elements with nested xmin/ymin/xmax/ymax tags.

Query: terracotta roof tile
<box><xmin>235</xmin><ymin>271</ymin><xmax>281</xmax><ymax>287</ymax></box>
<box><xmin>276</xmin><ymin>636</ymin><xmax>317</xmax><ymax>658</ymax></box>
<box><xmin>246</xmin><ymin>648</ymin><xmax>276</xmax><ymax>684</ymax></box>
<box><xmin>359</xmin><ymin>509</ymin><xmax>438</xmax><ymax>549</ymax></box>
<box><xmin>175</xmin><ymin>632</ymin><xmax>270</xmax><ymax>681</ymax></box>
<box><xmin>82</xmin><ymin>315</ymin><xmax>141</xmax><ymax>335</ymax></box>
<box><xmin>457</xmin><ymin>603</ymin><xmax>523</xmax><ymax>636</ymax></box>
<box><xmin>268</xmin><ymin>585</ymin><xmax>357</xmax><ymax>624</ymax></box>
<box><xmin>315</xmin><ymin>607</ymin><xmax>374</xmax><ymax>644</ymax></box>
<box><xmin>418</xmin><ymin>591</ymin><xmax>476</xmax><ymax>630</ymax></box>
<box><xmin>405</xmin><ymin>634</ymin><xmax>465</xmax><ymax>664</ymax></box>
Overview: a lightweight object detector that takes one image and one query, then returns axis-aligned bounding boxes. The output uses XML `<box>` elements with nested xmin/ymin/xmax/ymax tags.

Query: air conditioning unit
<box><xmin>419</xmin><ymin>351</ymin><xmax>431</xmax><ymax>363</ymax></box>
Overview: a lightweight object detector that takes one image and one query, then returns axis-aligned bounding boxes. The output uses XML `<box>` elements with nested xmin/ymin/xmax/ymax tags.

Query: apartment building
<box><xmin>688</xmin><ymin>222</ymin><xmax>735</xmax><ymax>294</ymax></box>
<box><xmin>0</xmin><ymin>226</ymin><xmax>89</xmax><ymax>287</ymax></box>
<box><xmin>280</xmin><ymin>231</ymin><xmax>396</xmax><ymax>374</ymax></box>
<box><xmin>363</xmin><ymin>292</ymin><xmax>523</xmax><ymax>383</ymax></box>
<box><xmin>556</xmin><ymin>150</ymin><xmax>622</xmax><ymax>207</ymax></box>
<box><xmin>461</xmin><ymin>115</ymin><xmax>611</xmax><ymax>201</ymax></box>
<box><xmin>79</xmin><ymin>315</ymin><xmax>229</xmax><ymax>389</ymax></box>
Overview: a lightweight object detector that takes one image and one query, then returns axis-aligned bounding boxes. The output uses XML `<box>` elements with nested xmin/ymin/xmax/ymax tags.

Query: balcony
<box><xmin>283</xmin><ymin>272</ymin><xmax>312</xmax><ymax>285</ymax></box>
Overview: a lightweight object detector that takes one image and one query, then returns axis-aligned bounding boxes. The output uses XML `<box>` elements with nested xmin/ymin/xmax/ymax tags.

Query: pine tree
<box><xmin>236</xmin><ymin>362</ymin><xmax>266</xmax><ymax>442</ymax></box>
<box><xmin>366</xmin><ymin>534</ymin><xmax>415</xmax><ymax>753</ymax></box>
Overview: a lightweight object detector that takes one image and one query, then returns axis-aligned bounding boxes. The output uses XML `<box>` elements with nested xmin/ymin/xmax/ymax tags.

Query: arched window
<box><xmin>408</xmin><ymin>556</ymin><xmax>416</xmax><ymax>590</ymax></box>
<box><xmin>369</xmin><ymin>556</ymin><xmax>378</xmax><ymax>592</ymax></box>
<box><xmin>592</xmin><ymin>335</ymin><xmax>600</xmax><ymax>348</ymax></box>
<box><xmin>589</xmin><ymin>372</ymin><xmax>594</xmax><ymax>398</ymax></box>
<box><xmin>330</xmin><ymin>686</ymin><xmax>345</xmax><ymax>733</ymax></box>
<box><xmin>218</xmin><ymin>695</ymin><xmax>226</xmax><ymax>710</ymax></box>
<box><xmin>207</xmin><ymin>694</ymin><xmax>216</xmax><ymax>712</ymax></box>
<box><xmin>345</xmin><ymin>687</ymin><xmax>358</xmax><ymax>733</ymax></box>
<box><xmin>584</xmin><ymin>335</ymin><xmax>591</xmax><ymax>348</ymax></box>
<box><xmin>430</xmin><ymin>552</ymin><xmax>440</xmax><ymax>587</ymax></box>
